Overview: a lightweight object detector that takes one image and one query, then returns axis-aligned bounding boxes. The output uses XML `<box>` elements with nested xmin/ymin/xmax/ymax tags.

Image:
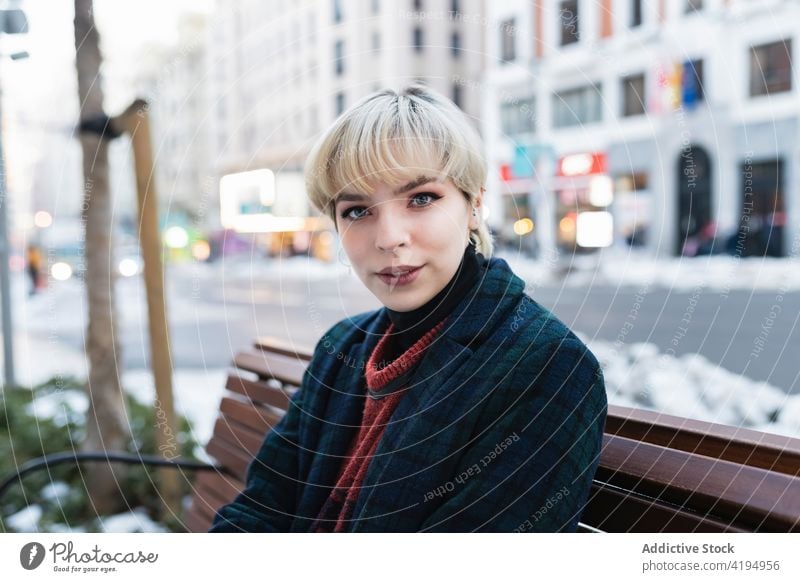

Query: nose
<box><xmin>374</xmin><ymin>210</ymin><xmax>410</xmax><ymax>253</ymax></box>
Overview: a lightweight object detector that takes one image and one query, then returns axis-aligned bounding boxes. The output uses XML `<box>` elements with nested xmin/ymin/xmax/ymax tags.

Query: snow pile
<box><xmin>194</xmin><ymin>254</ymin><xmax>349</xmax><ymax>283</ymax></box>
<box><xmin>584</xmin><ymin>336</ymin><xmax>798</xmax><ymax>437</ymax></box>
<box><xmin>500</xmin><ymin>247</ymin><xmax>800</xmax><ymax>292</ymax></box>
<box><xmin>6</xmin><ymin>505</ymin><xmax>166</xmax><ymax>533</ymax></box>
<box><xmin>6</xmin><ymin>505</ymin><xmax>43</xmax><ymax>532</ymax></box>
<box><xmin>122</xmin><ymin>367</ymin><xmax>228</xmax><ymax>446</ymax></box>
<box><xmin>99</xmin><ymin>508</ymin><xmax>167</xmax><ymax>533</ymax></box>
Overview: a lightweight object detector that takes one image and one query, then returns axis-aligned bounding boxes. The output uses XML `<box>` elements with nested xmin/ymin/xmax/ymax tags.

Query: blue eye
<box><xmin>410</xmin><ymin>192</ymin><xmax>441</xmax><ymax>207</ymax></box>
<box><xmin>340</xmin><ymin>206</ymin><xmax>368</xmax><ymax>220</ymax></box>
<box><xmin>339</xmin><ymin>192</ymin><xmax>441</xmax><ymax>221</ymax></box>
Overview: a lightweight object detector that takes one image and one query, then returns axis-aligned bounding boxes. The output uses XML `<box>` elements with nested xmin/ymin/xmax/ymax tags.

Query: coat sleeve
<box><xmin>208</xmin><ymin>372</ymin><xmax>308</xmax><ymax>532</ymax></box>
<box><xmin>418</xmin><ymin>338</ymin><xmax>607</xmax><ymax>532</ymax></box>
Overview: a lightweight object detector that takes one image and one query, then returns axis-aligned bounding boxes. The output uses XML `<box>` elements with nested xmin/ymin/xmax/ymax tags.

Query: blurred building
<box><xmin>207</xmin><ymin>0</ymin><xmax>486</xmax><ymax>257</ymax></box>
<box><xmin>483</xmin><ymin>0</ymin><xmax>798</xmax><ymax>259</ymax></box>
<box><xmin>143</xmin><ymin>13</ymin><xmax>215</xmax><ymax>228</ymax></box>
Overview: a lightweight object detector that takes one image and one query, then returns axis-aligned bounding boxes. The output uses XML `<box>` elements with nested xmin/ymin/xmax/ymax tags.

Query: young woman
<box><xmin>210</xmin><ymin>84</ymin><xmax>607</xmax><ymax>533</ymax></box>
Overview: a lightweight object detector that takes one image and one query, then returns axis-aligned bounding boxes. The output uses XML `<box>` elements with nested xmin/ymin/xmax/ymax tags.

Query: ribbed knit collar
<box><xmin>365</xmin><ymin>319</ymin><xmax>448</xmax><ymax>399</ymax></box>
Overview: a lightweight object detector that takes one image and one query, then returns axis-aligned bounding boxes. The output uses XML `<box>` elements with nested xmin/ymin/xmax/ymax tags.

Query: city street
<box><xmin>30</xmin><ymin>254</ymin><xmax>797</xmax><ymax>395</ymax></box>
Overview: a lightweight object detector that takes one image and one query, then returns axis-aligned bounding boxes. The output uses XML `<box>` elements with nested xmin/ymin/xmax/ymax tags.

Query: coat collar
<box><xmin>345</xmin><ymin>257</ymin><xmax>529</xmax><ymax>523</ymax></box>
<box><xmin>298</xmin><ymin>257</ymin><xmax>529</xmax><ymax>526</ymax></box>
<box><xmin>361</xmin><ymin>256</ymin><xmax>527</xmax><ymax>352</ymax></box>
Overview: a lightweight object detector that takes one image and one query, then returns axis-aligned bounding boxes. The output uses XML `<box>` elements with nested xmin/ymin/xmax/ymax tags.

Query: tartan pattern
<box><xmin>308</xmin><ymin>389</ymin><xmax>403</xmax><ymax>532</ymax></box>
<box><xmin>310</xmin><ymin>319</ymin><xmax>447</xmax><ymax>532</ymax></box>
<box><xmin>209</xmin><ymin>256</ymin><xmax>608</xmax><ymax>532</ymax></box>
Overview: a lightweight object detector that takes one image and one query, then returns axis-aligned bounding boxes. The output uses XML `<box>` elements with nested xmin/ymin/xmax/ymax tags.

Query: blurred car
<box><xmin>47</xmin><ymin>243</ymin><xmax>143</xmax><ymax>282</ymax></box>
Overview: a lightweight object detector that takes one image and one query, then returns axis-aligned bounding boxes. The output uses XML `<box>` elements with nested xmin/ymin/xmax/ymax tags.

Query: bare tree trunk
<box><xmin>73</xmin><ymin>0</ymin><xmax>130</xmax><ymax>515</ymax></box>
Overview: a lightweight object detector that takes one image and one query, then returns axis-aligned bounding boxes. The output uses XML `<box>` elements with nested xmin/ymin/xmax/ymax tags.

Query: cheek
<box><xmin>341</xmin><ymin>233</ymin><xmax>376</xmax><ymax>277</ymax></box>
<box><xmin>425</xmin><ymin>207</ymin><xmax>470</xmax><ymax>246</ymax></box>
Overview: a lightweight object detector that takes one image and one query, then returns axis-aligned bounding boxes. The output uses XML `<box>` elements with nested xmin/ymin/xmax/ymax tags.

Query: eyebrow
<box><xmin>334</xmin><ymin>175</ymin><xmax>439</xmax><ymax>205</ymax></box>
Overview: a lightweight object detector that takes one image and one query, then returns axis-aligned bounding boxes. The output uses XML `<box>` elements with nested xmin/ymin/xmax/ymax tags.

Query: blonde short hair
<box><xmin>304</xmin><ymin>84</ymin><xmax>494</xmax><ymax>257</ymax></box>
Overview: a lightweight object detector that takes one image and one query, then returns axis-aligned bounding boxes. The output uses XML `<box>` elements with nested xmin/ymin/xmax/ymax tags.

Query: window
<box><xmin>372</xmin><ymin>32</ymin><xmax>380</xmax><ymax>52</ymax></box>
<box><xmin>335</xmin><ymin>92</ymin><xmax>346</xmax><ymax>116</ymax></box>
<box><xmin>413</xmin><ymin>26</ymin><xmax>424</xmax><ymax>52</ymax></box>
<box><xmin>500</xmin><ymin>97</ymin><xmax>536</xmax><ymax>137</ymax></box>
<box><xmin>451</xmin><ymin>31</ymin><xmax>461</xmax><ymax>58</ymax></box>
<box><xmin>553</xmin><ymin>84</ymin><xmax>603</xmax><ymax>128</ymax></box>
<box><xmin>630</xmin><ymin>0</ymin><xmax>643</xmax><ymax>27</ymax></box>
<box><xmin>333</xmin><ymin>0</ymin><xmax>342</xmax><ymax>23</ymax></box>
<box><xmin>452</xmin><ymin>83</ymin><xmax>463</xmax><ymax>109</ymax></box>
<box><xmin>334</xmin><ymin>40</ymin><xmax>345</xmax><ymax>76</ymax></box>
<box><xmin>622</xmin><ymin>73</ymin><xmax>646</xmax><ymax>117</ymax></box>
<box><xmin>560</xmin><ymin>0</ymin><xmax>579</xmax><ymax>46</ymax></box>
<box><xmin>500</xmin><ymin>18</ymin><xmax>516</xmax><ymax>63</ymax></box>
<box><xmin>683</xmin><ymin>59</ymin><xmax>705</xmax><ymax>105</ymax></box>
<box><xmin>451</xmin><ymin>0</ymin><xmax>460</xmax><ymax>16</ymax></box>
<box><xmin>684</xmin><ymin>0</ymin><xmax>703</xmax><ymax>13</ymax></box>
<box><xmin>750</xmin><ymin>39</ymin><xmax>792</xmax><ymax>96</ymax></box>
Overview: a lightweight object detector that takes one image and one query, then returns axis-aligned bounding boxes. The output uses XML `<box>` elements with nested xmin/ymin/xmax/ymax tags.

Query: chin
<box><xmin>376</xmin><ymin>293</ymin><xmax>425</xmax><ymax>312</ymax></box>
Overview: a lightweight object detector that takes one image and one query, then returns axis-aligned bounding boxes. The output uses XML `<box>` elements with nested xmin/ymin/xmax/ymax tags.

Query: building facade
<box><xmin>207</xmin><ymin>0</ymin><xmax>486</xmax><ymax>254</ymax></box>
<box><xmin>484</xmin><ymin>0</ymin><xmax>799</xmax><ymax>259</ymax></box>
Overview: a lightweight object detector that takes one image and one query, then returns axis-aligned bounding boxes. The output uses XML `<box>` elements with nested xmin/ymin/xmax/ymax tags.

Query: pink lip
<box><xmin>376</xmin><ymin>264</ymin><xmax>422</xmax><ymax>275</ymax></box>
<box><xmin>376</xmin><ymin>265</ymin><xmax>423</xmax><ymax>287</ymax></box>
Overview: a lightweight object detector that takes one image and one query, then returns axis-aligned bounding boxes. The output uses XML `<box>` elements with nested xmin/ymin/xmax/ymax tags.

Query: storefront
<box><xmin>496</xmin><ymin>143</ymin><xmax>553</xmax><ymax>257</ymax></box>
<box><xmin>733</xmin><ymin>119</ymin><xmax>797</xmax><ymax>258</ymax></box>
<box><xmin>551</xmin><ymin>152</ymin><xmax>614</xmax><ymax>254</ymax></box>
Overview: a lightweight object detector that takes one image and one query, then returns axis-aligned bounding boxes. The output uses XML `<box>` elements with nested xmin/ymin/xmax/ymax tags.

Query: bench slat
<box><xmin>184</xmin><ymin>505</ymin><xmax>212</xmax><ymax>533</ymax></box>
<box><xmin>599</xmin><ymin>433</ymin><xmax>800</xmax><ymax>532</ymax></box>
<box><xmin>206</xmin><ymin>437</ymin><xmax>253</xmax><ymax>482</ymax></box>
<box><xmin>607</xmin><ymin>404</ymin><xmax>800</xmax><ymax>476</ymax></box>
<box><xmin>219</xmin><ymin>396</ymin><xmax>284</xmax><ymax>435</ymax></box>
<box><xmin>194</xmin><ymin>479</ymin><xmax>231</xmax><ymax>516</ymax></box>
<box><xmin>212</xmin><ymin>416</ymin><xmax>266</xmax><ymax>459</ymax></box>
<box><xmin>254</xmin><ymin>336</ymin><xmax>313</xmax><ymax>361</ymax></box>
<box><xmin>584</xmin><ymin>482</ymin><xmax>745</xmax><ymax>533</ymax></box>
<box><xmin>195</xmin><ymin>470</ymin><xmax>246</xmax><ymax>504</ymax></box>
<box><xmin>233</xmin><ymin>350</ymin><xmax>307</xmax><ymax>387</ymax></box>
<box><xmin>225</xmin><ymin>373</ymin><xmax>293</xmax><ymax>411</ymax></box>
<box><xmin>184</xmin><ymin>472</ymin><xmax>248</xmax><ymax>533</ymax></box>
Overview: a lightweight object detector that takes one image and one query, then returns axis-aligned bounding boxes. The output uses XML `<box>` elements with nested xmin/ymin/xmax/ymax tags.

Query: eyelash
<box><xmin>339</xmin><ymin>192</ymin><xmax>442</xmax><ymax>221</ymax></box>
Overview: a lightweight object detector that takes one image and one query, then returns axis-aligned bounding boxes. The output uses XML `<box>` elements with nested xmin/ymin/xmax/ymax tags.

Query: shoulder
<box><xmin>305</xmin><ymin>308</ymin><xmax>384</xmax><ymax>373</ymax></box>
<box><xmin>320</xmin><ymin>308</ymin><xmax>384</xmax><ymax>347</ymax></box>
<box><xmin>491</xmin><ymin>292</ymin><xmax>605</xmax><ymax>403</ymax></box>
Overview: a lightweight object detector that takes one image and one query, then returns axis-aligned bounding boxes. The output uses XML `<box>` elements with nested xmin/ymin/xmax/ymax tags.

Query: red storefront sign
<box><xmin>556</xmin><ymin>153</ymin><xmax>607</xmax><ymax>177</ymax></box>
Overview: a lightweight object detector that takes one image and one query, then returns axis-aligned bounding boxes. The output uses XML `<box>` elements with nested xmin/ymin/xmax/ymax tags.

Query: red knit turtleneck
<box><xmin>311</xmin><ymin>318</ymin><xmax>447</xmax><ymax>532</ymax></box>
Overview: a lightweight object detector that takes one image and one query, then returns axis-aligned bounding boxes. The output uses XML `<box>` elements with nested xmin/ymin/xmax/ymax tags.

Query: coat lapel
<box><xmin>349</xmin><ymin>258</ymin><xmax>527</xmax><ymax>527</ymax></box>
<box><xmin>297</xmin><ymin>309</ymin><xmax>389</xmax><ymax>518</ymax></box>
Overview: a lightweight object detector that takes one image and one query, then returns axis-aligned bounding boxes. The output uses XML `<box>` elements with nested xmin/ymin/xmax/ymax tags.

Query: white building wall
<box><xmin>207</xmin><ymin>0</ymin><xmax>487</xmax><ymax>226</ymax></box>
<box><xmin>484</xmin><ymin>0</ymin><xmax>800</xmax><ymax>258</ymax></box>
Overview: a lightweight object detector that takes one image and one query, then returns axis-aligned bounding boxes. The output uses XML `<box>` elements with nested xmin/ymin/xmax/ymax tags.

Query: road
<box><xmin>32</xmin><ymin>257</ymin><xmax>797</xmax><ymax>394</ymax></box>
<box><xmin>142</xmin><ymin>259</ymin><xmax>800</xmax><ymax>395</ymax></box>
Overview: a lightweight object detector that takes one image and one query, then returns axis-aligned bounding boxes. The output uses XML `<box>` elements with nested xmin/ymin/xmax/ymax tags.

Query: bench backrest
<box><xmin>186</xmin><ymin>338</ymin><xmax>800</xmax><ymax>533</ymax></box>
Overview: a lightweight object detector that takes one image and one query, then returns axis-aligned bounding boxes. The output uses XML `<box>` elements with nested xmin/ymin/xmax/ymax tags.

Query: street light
<box><xmin>0</xmin><ymin>6</ymin><xmax>29</xmax><ymax>389</ymax></box>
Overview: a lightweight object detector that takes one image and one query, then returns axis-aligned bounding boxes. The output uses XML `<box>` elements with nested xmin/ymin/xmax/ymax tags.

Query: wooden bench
<box><xmin>185</xmin><ymin>337</ymin><xmax>800</xmax><ymax>533</ymax></box>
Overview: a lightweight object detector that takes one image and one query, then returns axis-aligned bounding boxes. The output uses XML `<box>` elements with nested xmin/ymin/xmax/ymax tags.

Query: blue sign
<box><xmin>511</xmin><ymin>143</ymin><xmax>554</xmax><ymax>179</ymax></box>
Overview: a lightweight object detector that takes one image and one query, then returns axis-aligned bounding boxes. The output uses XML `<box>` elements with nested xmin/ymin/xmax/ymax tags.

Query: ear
<box><xmin>469</xmin><ymin>187</ymin><xmax>485</xmax><ymax>231</ymax></box>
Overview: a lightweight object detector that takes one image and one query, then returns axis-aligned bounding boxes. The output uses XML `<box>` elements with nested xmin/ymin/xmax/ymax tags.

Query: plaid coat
<box><xmin>210</xmin><ymin>257</ymin><xmax>607</xmax><ymax>532</ymax></box>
